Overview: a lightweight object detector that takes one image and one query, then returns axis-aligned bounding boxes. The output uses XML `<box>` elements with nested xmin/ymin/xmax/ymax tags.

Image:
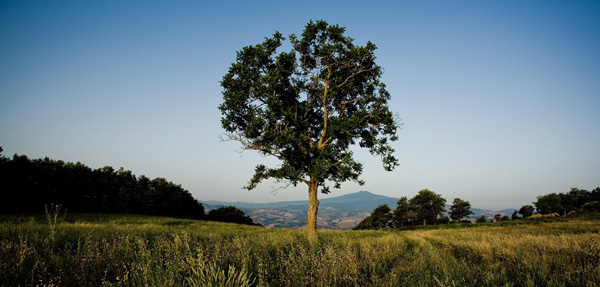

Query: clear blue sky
<box><xmin>1</xmin><ymin>1</ymin><xmax>599</xmax><ymax>210</ymax></box>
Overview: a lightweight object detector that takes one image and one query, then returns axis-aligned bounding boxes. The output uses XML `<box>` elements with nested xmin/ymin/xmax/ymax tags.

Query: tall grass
<box><xmin>0</xmin><ymin>215</ymin><xmax>598</xmax><ymax>286</ymax></box>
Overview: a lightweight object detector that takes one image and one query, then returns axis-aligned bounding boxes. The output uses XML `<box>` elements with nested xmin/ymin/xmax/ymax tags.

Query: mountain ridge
<box><xmin>200</xmin><ymin>191</ymin><xmax>514</xmax><ymax>229</ymax></box>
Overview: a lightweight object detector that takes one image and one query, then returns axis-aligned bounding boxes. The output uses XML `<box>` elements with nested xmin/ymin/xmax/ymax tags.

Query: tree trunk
<box><xmin>307</xmin><ymin>178</ymin><xmax>319</xmax><ymax>239</ymax></box>
<box><xmin>423</xmin><ymin>218</ymin><xmax>427</xmax><ymax>226</ymax></box>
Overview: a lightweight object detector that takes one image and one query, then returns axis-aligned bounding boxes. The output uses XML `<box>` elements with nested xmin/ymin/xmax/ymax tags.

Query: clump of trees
<box><xmin>355</xmin><ymin>189</ymin><xmax>476</xmax><ymax>229</ymax></box>
<box><xmin>355</xmin><ymin>186</ymin><xmax>600</xmax><ymax>229</ymax></box>
<box><xmin>509</xmin><ymin>188</ymin><xmax>600</xmax><ymax>220</ymax></box>
<box><xmin>0</xmin><ymin>150</ymin><xmax>206</xmax><ymax>218</ymax></box>
<box><xmin>530</xmin><ymin>187</ymin><xmax>599</xmax><ymax>217</ymax></box>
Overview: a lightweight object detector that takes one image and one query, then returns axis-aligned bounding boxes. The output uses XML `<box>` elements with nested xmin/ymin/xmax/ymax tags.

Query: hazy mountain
<box><xmin>200</xmin><ymin>191</ymin><xmax>513</xmax><ymax>229</ymax></box>
<box><xmin>204</xmin><ymin>191</ymin><xmax>398</xmax><ymax>212</ymax></box>
<box><xmin>498</xmin><ymin>208</ymin><xmax>518</xmax><ymax>215</ymax></box>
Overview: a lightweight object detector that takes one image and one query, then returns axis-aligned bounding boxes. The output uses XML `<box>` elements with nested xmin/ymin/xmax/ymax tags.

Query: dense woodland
<box><xmin>0</xmin><ymin>149</ymin><xmax>206</xmax><ymax>218</ymax></box>
<box><xmin>355</xmin><ymin>187</ymin><xmax>600</xmax><ymax>230</ymax></box>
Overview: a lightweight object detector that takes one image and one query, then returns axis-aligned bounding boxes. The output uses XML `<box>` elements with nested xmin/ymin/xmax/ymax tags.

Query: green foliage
<box><xmin>0</xmin><ymin>152</ymin><xmax>205</xmax><ymax>219</ymax></box>
<box><xmin>535</xmin><ymin>192</ymin><xmax>564</xmax><ymax>215</ymax></box>
<box><xmin>353</xmin><ymin>204</ymin><xmax>392</xmax><ymax>230</ymax></box>
<box><xmin>409</xmin><ymin>189</ymin><xmax>446</xmax><ymax>226</ymax></box>
<box><xmin>391</xmin><ymin>196</ymin><xmax>411</xmax><ymax>228</ymax></box>
<box><xmin>208</xmin><ymin>206</ymin><xmax>260</xmax><ymax>226</ymax></box>
<box><xmin>518</xmin><ymin>205</ymin><xmax>535</xmax><ymax>218</ymax></box>
<box><xmin>219</xmin><ymin>20</ymin><xmax>399</xmax><ymax>194</ymax></box>
<box><xmin>449</xmin><ymin>198</ymin><xmax>474</xmax><ymax>222</ymax></box>
<box><xmin>364</xmin><ymin>190</ymin><xmax>449</xmax><ymax>229</ymax></box>
<box><xmin>534</xmin><ymin>187</ymin><xmax>600</xmax><ymax>216</ymax></box>
<box><xmin>511</xmin><ymin>210</ymin><xmax>520</xmax><ymax>220</ymax></box>
<box><xmin>475</xmin><ymin>215</ymin><xmax>487</xmax><ymax>223</ymax></box>
<box><xmin>1</xmin><ymin>214</ymin><xmax>599</xmax><ymax>286</ymax></box>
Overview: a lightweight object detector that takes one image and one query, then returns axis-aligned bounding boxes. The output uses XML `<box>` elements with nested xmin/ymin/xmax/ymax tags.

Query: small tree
<box><xmin>392</xmin><ymin>196</ymin><xmax>410</xmax><ymax>228</ymax></box>
<box><xmin>518</xmin><ymin>204</ymin><xmax>535</xmax><ymax>218</ymax></box>
<box><xmin>511</xmin><ymin>210</ymin><xmax>520</xmax><ymax>220</ymax></box>
<box><xmin>354</xmin><ymin>204</ymin><xmax>392</xmax><ymax>230</ymax></box>
<box><xmin>409</xmin><ymin>189</ymin><xmax>446</xmax><ymax>226</ymax></box>
<box><xmin>475</xmin><ymin>215</ymin><xmax>487</xmax><ymax>223</ymax></box>
<box><xmin>449</xmin><ymin>198</ymin><xmax>474</xmax><ymax>222</ymax></box>
<box><xmin>219</xmin><ymin>20</ymin><xmax>400</xmax><ymax>238</ymax></box>
<box><xmin>494</xmin><ymin>213</ymin><xmax>502</xmax><ymax>222</ymax></box>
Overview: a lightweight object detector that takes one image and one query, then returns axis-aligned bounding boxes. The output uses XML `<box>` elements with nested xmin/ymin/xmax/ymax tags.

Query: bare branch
<box><xmin>221</xmin><ymin>132</ymin><xmax>284</xmax><ymax>157</ymax></box>
<box><xmin>335</xmin><ymin>67</ymin><xmax>376</xmax><ymax>88</ymax></box>
<box><xmin>269</xmin><ymin>181</ymin><xmax>292</xmax><ymax>195</ymax></box>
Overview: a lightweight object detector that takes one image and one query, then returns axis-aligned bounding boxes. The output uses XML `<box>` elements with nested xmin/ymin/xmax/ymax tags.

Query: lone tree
<box><xmin>409</xmin><ymin>189</ymin><xmax>446</xmax><ymax>226</ymax></box>
<box><xmin>219</xmin><ymin>20</ymin><xmax>400</xmax><ymax>238</ymax></box>
<box><xmin>449</xmin><ymin>198</ymin><xmax>474</xmax><ymax>222</ymax></box>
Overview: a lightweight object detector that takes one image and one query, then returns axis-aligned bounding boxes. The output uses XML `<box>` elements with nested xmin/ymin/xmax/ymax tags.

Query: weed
<box><xmin>44</xmin><ymin>203</ymin><xmax>66</xmax><ymax>238</ymax></box>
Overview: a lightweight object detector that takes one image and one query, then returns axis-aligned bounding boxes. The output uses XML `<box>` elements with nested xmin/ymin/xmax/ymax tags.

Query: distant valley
<box><xmin>201</xmin><ymin>191</ymin><xmax>514</xmax><ymax>229</ymax></box>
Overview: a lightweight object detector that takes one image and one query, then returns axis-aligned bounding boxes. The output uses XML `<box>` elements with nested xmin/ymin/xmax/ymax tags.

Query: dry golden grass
<box><xmin>0</xmin><ymin>215</ymin><xmax>598</xmax><ymax>286</ymax></box>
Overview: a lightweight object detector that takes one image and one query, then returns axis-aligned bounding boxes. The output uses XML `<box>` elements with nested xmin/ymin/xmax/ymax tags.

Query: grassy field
<box><xmin>1</xmin><ymin>214</ymin><xmax>598</xmax><ymax>287</ymax></box>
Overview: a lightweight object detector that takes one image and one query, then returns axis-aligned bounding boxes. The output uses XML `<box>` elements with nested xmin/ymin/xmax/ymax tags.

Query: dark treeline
<box><xmin>533</xmin><ymin>187</ymin><xmax>600</xmax><ymax>216</ymax></box>
<box><xmin>0</xmin><ymin>150</ymin><xmax>205</xmax><ymax>219</ymax></box>
<box><xmin>356</xmin><ymin>187</ymin><xmax>600</xmax><ymax>230</ymax></box>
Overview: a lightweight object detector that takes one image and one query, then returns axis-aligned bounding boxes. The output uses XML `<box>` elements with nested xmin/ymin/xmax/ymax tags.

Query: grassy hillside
<box><xmin>1</xmin><ymin>214</ymin><xmax>598</xmax><ymax>286</ymax></box>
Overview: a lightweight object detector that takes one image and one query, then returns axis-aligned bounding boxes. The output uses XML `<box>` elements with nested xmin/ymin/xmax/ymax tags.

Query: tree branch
<box><xmin>220</xmin><ymin>133</ymin><xmax>284</xmax><ymax>157</ymax></box>
<box><xmin>335</xmin><ymin>67</ymin><xmax>376</xmax><ymax>88</ymax></box>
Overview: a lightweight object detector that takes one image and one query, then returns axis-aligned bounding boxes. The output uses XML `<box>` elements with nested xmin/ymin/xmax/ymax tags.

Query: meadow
<box><xmin>1</xmin><ymin>214</ymin><xmax>598</xmax><ymax>287</ymax></box>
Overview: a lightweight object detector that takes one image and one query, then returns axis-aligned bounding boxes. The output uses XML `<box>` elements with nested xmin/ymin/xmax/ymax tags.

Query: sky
<box><xmin>1</xmin><ymin>1</ymin><xmax>599</xmax><ymax>210</ymax></box>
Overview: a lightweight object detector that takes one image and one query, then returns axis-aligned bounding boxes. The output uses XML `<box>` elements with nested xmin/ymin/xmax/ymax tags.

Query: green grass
<box><xmin>1</xmin><ymin>214</ymin><xmax>599</xmax><ymax>286</ymax></box>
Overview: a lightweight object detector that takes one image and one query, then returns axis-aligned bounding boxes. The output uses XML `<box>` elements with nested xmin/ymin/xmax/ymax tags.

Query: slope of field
<box><xmin>1</xmin><ymin>215</ymin><xmax>598</xmax><ymax>286</ymax></box>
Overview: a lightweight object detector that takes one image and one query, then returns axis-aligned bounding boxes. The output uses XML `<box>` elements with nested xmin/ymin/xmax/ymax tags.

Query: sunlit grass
<box><xmin>1</xmin><ymin>214</ymin><xmax>598</xmax><ymax>286</ymax></box>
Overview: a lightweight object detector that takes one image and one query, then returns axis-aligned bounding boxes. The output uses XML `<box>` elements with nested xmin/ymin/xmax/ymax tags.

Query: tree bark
<box><xmin>307</xmin><ymin>178</ymin><xmax>319</xmax><ymax>239</ymax></box>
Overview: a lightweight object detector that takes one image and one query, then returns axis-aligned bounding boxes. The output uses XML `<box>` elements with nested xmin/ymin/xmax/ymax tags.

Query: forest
<box><xmin>0</xmin><ymin>148</ymin><xmax>205</xmax><ymax>218</ymax></box>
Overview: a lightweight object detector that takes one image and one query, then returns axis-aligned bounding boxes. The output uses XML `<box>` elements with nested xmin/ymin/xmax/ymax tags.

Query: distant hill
<box><xmin>203</xmin><ymin>191</ymin><xmax>399</xmax><ymax>212</ymax></box>
<box><xmin>201</xmin><ymin>191</ymin><xmax>514</xmax><ymax>229</ymax></box>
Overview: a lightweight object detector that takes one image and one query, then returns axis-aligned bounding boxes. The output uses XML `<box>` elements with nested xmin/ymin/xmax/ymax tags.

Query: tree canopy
<box><xmin>409</xmin><ymin>189</ymin><xmax>446</xmax><ymax>226</ymax></box>
<box><xmin>534</xmin><ymin>188</ymin><xmax>600</xmax><ymax>216</ymax></box>
<box><xmin>353</xmin><ymin>204</ymin><xmax>392</xmax><ymax>230</ymax></box>
<box><xmin>219</xmin><ymin>20</ymin><xmax>400</xmax><ymax>237</ymax></box>
<box><xmin>518</xmin><ymin>205</ymin><xmax>535</xmax><ymax>218</ymax></box>
<box><xmin>449</xmin><ymin>198</ymin><xmax>474</xmax><ymax>222</ymax></box>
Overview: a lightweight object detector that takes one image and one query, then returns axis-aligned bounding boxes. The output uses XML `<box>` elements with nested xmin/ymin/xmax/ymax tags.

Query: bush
<box><xmin>475</xmin><ymin>216</ymin><xmax>487</xmax><ymax>223</ymax></box>
<box><xmin>207</xmin><ymin>206</ymin><xmax>259</xmax><ymax>226</ymax></box>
